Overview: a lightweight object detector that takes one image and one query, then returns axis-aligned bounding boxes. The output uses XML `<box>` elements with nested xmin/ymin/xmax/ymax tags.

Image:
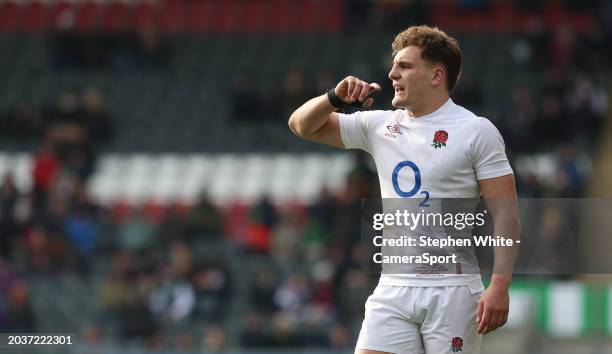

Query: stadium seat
<box><xmin>214</xmin><ymin>1</ymin><xmax>243</xmax><ymax>34</ymax></box>
<box><xmin>237</xmin><ymin>154</ymin><xmax>270</xmax><ymax>203</ymax></box>
<box><xmin>0</xmin><ymin>1</ymin><xmax>19</xmax><ymax>33</ymax></box>
<box><xmin>160</xmin><ymin>1</ymin><xmax>188</xmax><ymax>34</ymax></box>
<box><xmin>133</xmin><ymin>1</ymin><xmax>157</xmax><ymax>29</ymax></box>
<box><xmin>242</xmin><ymin>0</ymin><xmax>267</xmax><ymax>34</ymax></box>
<box><xmin>74</xmin><ymin>1</ymin><xmax>102</xmax><ymax>32</ymax></box>
<box><xmin>48</xmin><ymin>1</ymin><xmax>75</xmax><ymax>30</ymax></box>
<box><xmin>101</xmin><ymin>1</ymin><xmax>130</xmax><ymax>32</ymax></box>
<box><xmin>188</xmin><ymin>0</ymin><xmax>215</xmax><ymax>34</ymax></box>
<box><xmin>207</xmin><ymin>155</ymin><xmax>244</xmax><ymax>204</ymax></box>
<box><xmin>22</xmin><ymin>1</ymin><xmax>49</xmax><ymax>33</ymax></box>
<box><xmin>12</xmin><ymin>153</ymin><xmax>33</xmax><ymax>192</ymax></box>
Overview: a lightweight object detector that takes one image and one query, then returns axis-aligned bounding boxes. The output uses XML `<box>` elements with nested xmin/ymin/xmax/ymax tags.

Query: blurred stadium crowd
<box><xmin>0</xmin><ymin>0</ymin><xmax>611</xmax><ymax>352</ymax></box>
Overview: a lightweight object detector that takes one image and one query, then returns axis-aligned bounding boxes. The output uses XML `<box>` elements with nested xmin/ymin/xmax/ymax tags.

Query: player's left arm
<box><xmin>476</xmin><ymin>173</ymin><xmax>521</xmax><ymax>335</ymax></box>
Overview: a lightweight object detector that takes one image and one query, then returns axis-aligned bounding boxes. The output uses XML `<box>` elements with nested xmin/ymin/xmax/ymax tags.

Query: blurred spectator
<box><xmin>251</xmin><ymin>270</ymin><xmax>278</xmax><ymax>315</ymax></box>
<box><xmin>202</xmin><ymin>325</ymin><xmax>226</xmax><ymax>352</ymax></box>
<box><xmin>240</xmin><ymin>312</ymin><xmax>271</xmax><ymax>347</ymax></box>
<box><xmin>500</xmin><ymin>87</ymin><xmax>537</xmax><ymax>152</ymax></box>
<box><xmin>169</xmin><ymin>240</ymin><xmax>192</xmax><ymax>278</ymax></box>
<box><xmin>273</xmin><ymin>273</ymin><xmax>310</xmax><ymax>315</ymax></box>
<box><xmin>554</xmin><ymin>144</ymin><xmax>584</xmax><ymax>197</ymax></box>
<box><xmin>336</xmin><ymin>268</ymin><xmax>370</xmax><ymax>325</ymax></box>
<box><xmin>117</xmin><ymin>208</ymin><xmax>155</xmax><ymax>253</ymax></box>
<box><xmin>242</xmin><ymin>198</ymin><xmax>278</xmax><ymax>253</ymax></box>
<box><xmin>20</xmin><ymin>224</ymin><xmax>52</xmax><ymax>272</ymax></box>
<box><xmin>99</xmin><ymin>251</ymin><xmax>138</xmax><ymax>313</ymax></box>
<box><xmin>270</xmin><ymin>312</ymin><xmax>298</xmax><ymax>348</ymax></box>
<box><xmin>230</xmin><ymin>72</ymin><xmax>264</xmax><ymax>122</ymax></box>
<box><xmin>82</xmin><ymin>87</ymin><xmax>113</xmax><ymax>145</ymax></box>
<box><xmin>0</xmin><ymin>101</ymin><xmax>41</xmax><ymax>142</ymax></box>
<box><xmin>310</xmin><ymin>260</ymin><xmax>335</xmax><ymax>309</ymax></box>
<box><xmin>532</xmin><ymin>92</ymin><xmax>568</xmax><ymax>145</ymax></box>
<box><xmin>549</xmin><ymin>24</ymin><xmax>576</xmax><ymax>74</ymax></box>
<box><xmin>134</xmin><ymin>26</ymin><xmax>169</xmax><ymax>68</ymax></box>
<box><xmin>192</xmin><ymin>264</ymin><xmax>230</xmax><ymax>319</ymax></box>
<box><xmin>120</xmin><ymin>290</ymin><xmax>157</xmax><ymax>341</ymax></box>
<box><xmin>175</xmin><ymin>332</ymin><xmax>195</xmax><ymax>353</ymax></box>
<box><xmin>184</xmin><ymin>194</ymin><xmax>222</xmax><ymax>238</ymax></box>
<box><xmin>328</xmin><ymin>324</ymin><xmax>351</xmax><ymax>349</ymax></box>
<box><xmin>281</xmin><ymin>68</ymin><xmax>315</xmax><ymax>118</ymax></box>
<box><xmin>271</xmin><ymin>208</ymin><xmax>304</xmax><ymax>263</ymax></box>
<box><xmin>566</xmin><ymin>73</ymin><xmax>608</xmax><ymax>140</ymax></box>
<box><xmin>452</xmin><ymin>73</ymin><xmax>484</xmax><ymax>112</ymax></box>
<box><xmin>252</xmin><ymin>197</ymin><xmax>279</xmax><ymax>228</ymax></box>
<box><xmin>4</xmin><ymin>280</ymin><xmax>36</xmax><ymax>331</ymax></box>
<box><xmin>32</xmin><ymin>143</ymin><xmax>59</xmax><ymax>198</ymax></box>
<box><xmin>0</xmin><ymin>174</ymin><xmax>18</xmax><ymax>260</ymax></box>
<box><xmin>149</xmin><ymin>266</ymin><xmax>195</xmax><ymax>323</ymax></box>
<box><xmin>63</xmin><ymin>184</ymin><xmax>99</xmax><ymax>271</ymax></box>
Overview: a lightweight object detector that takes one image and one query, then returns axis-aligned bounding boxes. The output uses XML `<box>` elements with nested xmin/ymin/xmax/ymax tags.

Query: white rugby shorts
<box><xmin>355</xmin><ymin>284</ymin><xmax>483</xmax><ymax>354</ymax></box>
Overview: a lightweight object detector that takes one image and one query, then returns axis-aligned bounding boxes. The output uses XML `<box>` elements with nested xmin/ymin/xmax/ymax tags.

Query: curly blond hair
<box><xmin>391</xmin><ymin>25</ymin><xmax>462</xmax><ymax>91</ymax></box>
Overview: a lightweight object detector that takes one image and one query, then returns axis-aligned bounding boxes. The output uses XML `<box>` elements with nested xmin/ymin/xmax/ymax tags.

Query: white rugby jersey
<box><xmin>338</xmin><ymin>98</ymin><xmax>513</xmax><ymax>289</ymax></box>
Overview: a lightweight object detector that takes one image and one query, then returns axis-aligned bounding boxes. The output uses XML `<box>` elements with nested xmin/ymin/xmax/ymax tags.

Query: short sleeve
<box><xmin>469</xmin><ymin>118</ymin><xmax>513</xmax><ymax>180</ymax></box>
<box><xmin>338</xmin><ymin>111</ymin><xmax>371</xmax><ymax>152</ymax></box>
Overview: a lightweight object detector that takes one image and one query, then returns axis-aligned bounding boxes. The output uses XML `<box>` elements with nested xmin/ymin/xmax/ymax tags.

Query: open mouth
<box><xmin>394</xmin><ymin>86</ymin><xmax>405</xmax><ymax>94</ymax></box>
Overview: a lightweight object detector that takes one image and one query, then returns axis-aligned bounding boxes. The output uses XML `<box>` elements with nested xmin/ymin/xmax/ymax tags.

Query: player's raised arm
<box><xmin>288</xmin><ymin>76</ymin><xmax>381</xmax><ymax>148</ymax></box>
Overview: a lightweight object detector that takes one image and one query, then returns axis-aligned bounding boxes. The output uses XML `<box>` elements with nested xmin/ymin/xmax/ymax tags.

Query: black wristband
<box><xmin>327</xmin><ymin>88</ymin><xmax>373</xmax><ymax>112</ymax></box>
<box><xmin>327</xmin><ymin>88</ymin><xmax>346</xmax><ymax>110</ymax></box>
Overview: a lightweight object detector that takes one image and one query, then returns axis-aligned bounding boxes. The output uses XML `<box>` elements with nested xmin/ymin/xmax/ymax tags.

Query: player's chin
<box><xmin>391</xmin><ymin>97</ymin><xmax>406</xmax><ymax>108</ymax></box>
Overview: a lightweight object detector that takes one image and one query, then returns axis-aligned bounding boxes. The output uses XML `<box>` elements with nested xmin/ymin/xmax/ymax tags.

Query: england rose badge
<box><xmin>431</xmin><ymin>130</ymin><xmax>448</xmax><ymax>149</ymax></box>
<box><xmin>450</xmin><ymin>336</ymin><xmax>463</xmax><ymax>352</ymax></box>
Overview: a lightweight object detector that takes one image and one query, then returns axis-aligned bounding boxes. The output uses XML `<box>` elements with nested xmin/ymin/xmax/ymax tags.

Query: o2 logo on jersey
<box><xmin>391</xmin><ymin>160</ymin><xmax>430</xmax><ymax>207</ymax></box>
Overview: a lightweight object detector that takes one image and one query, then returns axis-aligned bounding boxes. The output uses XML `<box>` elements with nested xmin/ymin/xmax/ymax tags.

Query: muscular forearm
<box><xmin>288</xmin><ymin>94</ymin><xmax>336</xmax><ymax>138</ymax></box>
<box><xmin>491</xmin><ymin>210</ymin><xmax>521</xmax><ymax>287</ymax></box>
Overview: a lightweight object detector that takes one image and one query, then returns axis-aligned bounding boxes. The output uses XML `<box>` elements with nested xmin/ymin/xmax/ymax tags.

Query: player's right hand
<box><xmin>335</xmin><ymin>76</ymin><xmax>381</xmax><ymax>108</ymax></box>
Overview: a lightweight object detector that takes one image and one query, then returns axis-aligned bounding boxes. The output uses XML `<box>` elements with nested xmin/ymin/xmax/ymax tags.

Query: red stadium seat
<box><xmin>75</xmin><ymin>1</ymin><xmax>103</xmax><ymax>32</ymax></box>
<box><xmin>320</xmin><ymin>0</ymin><xmax>343</xmax><ymax>32</ymax></box>
<box><xmin>296</xmin><ymin>0</ymin><xmax>319</xmax><ymax>33</ymax></box>
<box><xmin>0</xmin><ymin>1</ymin><xmax>20</xmax><ymax>32</ymax></box>
<box><xmin>214</xmin><ymin>0</ymin><xmax>243</xmax><ymax>34</ymax></box>
<box><xmin>160</xmin><ymin>1</ymin><xmax>189</xmax><ymax>34</ymax></box>
<box><xmin>49</xmin><ymin>1</ymin><xmax>75</xmax><ymax>31</ymax></box>
<box><xmin>189</xmin><ymin>0</ymin><xmax>214</xmax><ymax>34</ymax></box>
<box><xmin>243</xmin><ymin>0</ymin><xmax>266</xmax><ymax>34</ymax></box>
<box><xmin>571</xmin><ymin>12</ymin><xmax>594</xmax><ymax>34</ymax></box>
<box><xmin>22</xmin><ymin>1</ymin><xmax>48</xmax><ymax>33</ymax></box>
<box><xmin>269</xmin><ymin>0</ymin><xmax>294</xmax><ymax>34</ymax></box>
<box><xmin>431</xmin><ymin>0</ymin><xmax>457</xmax><ymax>31</ymax></box>
<box><xmin>102</xmin><ymin>1</ymin><xmax>130</xmax><ymax>32</ymax></box>
<box><xmin>134</xmin><ymin>1</ymin><xmax>158</xmax><ymax>29</ymax></box>
<box><xmin>515</xmin><ymin>12</ymin><xmax>541</xmax><ymax>33</ymax></box>
<box><xmin>143</xmin><ymin>200</ymin><xmax>167</xmax><ymax>224</ymax></box>
<box><xmin>489</xmin><ymin>0</ymin><xmax>513</xmax><ymax>33</ymax></box>
<box><xmin>543</xmin><ymin>1</ymin><xmax>566</xmax><ymax>30</ymax></box>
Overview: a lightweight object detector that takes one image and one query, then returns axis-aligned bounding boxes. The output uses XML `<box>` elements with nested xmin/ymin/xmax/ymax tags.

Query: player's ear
<box><xmin>431</xmin><ymin>67</ymin><xmax>445</xmax><ymax>87</ymax></box>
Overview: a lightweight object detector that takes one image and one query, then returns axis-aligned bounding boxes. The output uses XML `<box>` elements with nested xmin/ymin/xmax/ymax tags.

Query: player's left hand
<box><xmin>476</xmin><ymin>282</ymin><xmax>509</xmax><ymax>334</ymax></box>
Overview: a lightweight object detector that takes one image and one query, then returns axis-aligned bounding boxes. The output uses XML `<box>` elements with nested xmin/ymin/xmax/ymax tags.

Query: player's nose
<box><xmin>388</xmin><ymin>67</ymin><xmax>399</xmax><ymax>81</ymax></box>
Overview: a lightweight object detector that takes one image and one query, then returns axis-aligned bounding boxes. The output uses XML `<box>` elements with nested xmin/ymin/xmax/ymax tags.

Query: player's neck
<box><xmin>406</xmin><ymin>93</ymin><xmax>450</xmax><ymax>118</ymax></box>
